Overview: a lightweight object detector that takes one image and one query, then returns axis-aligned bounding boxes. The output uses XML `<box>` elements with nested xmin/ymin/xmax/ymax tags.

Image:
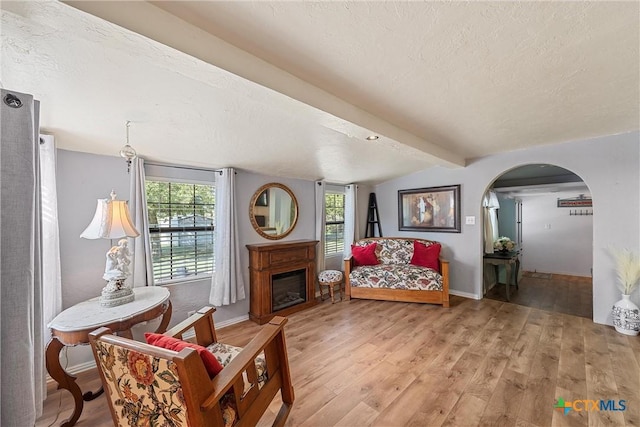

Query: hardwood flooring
<box><xmin>37</xmin><ymin>296</ymin><xmax>639</xmax><ymax>427</ymax></box>
<box><xmin>485</xmin><ymin>272</ymin><xmax>593</xmax><ymax>319</ymax></box>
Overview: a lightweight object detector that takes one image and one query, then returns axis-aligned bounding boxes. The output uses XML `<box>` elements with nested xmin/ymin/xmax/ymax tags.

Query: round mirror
<box><xmin>249</xmin><ymin>183</ymin><xmax>298</xmax><ymax>240</ymax></box>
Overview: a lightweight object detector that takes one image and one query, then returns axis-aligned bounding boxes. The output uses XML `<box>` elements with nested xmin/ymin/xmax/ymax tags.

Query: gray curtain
<box><xmin>0</xmin><ymin>89</ymin><xmax>45</xmax><ymax>425</ymax></box>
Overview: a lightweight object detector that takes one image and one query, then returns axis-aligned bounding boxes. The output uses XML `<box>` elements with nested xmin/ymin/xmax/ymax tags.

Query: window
<box><xmin>145</xmin><ymin>180</ymin><xmax>215</xmax><ymax>283</ymax></box>
<box><xmin>325</xmin><ymin>191</ymin><xmax>345</xmax><ymax>255</ymax></box>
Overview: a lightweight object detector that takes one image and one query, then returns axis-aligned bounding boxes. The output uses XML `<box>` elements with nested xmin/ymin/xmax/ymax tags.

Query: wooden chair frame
<box><xmin>89</xmin><ymin>307</ymin><xmax>294</xmax><ymax>427</ymax></box>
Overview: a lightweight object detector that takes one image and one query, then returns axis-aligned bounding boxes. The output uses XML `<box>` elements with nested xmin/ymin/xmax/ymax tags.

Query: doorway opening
<box><xmin>482</xmin><ymin>164</ymin><xmax>593</xmax><ymax>318</ymax></box>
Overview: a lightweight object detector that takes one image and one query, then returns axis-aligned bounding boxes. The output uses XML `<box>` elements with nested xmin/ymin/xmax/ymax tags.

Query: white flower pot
<box><xmin>612</xmin><ymin>294</ymin><xmax>640</xmax><ymax>336</ymax></box>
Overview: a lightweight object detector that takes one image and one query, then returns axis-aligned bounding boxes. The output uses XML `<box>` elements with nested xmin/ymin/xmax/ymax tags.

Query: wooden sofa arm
<box><xmin>344</xmin><ymin>256</ymin><xmax>354</xmax><ymax>298</ymax></box>
<box><xmin>344</xmin><ymin>255</ymin><xmax>354</xmax><ymax>269</ymax></box>
<box><xmin>439</xmin><ymin>258</ymin><xmax>450</xmax><ymax>307</ymax></box>
<box><xmin>165</xmin><ymin>306</ymin><xmax>218</xmax><ymax>347</ymax></box>
<box><xmin>201</xmin><ymin>316</ymin><xmax>294</xmax><ymax>425</ymax></box>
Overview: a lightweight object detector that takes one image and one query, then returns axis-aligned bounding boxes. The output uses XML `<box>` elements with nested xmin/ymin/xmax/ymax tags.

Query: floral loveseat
<box><xmin>344</xmin><ymin>237</ymin><xmax>449</xmax><ymax>307</ymax></box>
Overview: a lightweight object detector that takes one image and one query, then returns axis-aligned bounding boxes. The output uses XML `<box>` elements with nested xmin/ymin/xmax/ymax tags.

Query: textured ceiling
<box><xmin>2</xmin><ymin>1</ymin><xmax>638</xmax><ymax>184</ymax></box>
<box><xmin>153</xmin><ymin>1</ymin><xmax>639</xmax><ymax>157</ymax></box>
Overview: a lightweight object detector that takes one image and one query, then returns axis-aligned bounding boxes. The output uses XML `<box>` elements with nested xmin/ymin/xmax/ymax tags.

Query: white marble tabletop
<box><xmin>48</xmin><ymin>286</ymin><xmax>170</xmax><ymax>332</ymax></box>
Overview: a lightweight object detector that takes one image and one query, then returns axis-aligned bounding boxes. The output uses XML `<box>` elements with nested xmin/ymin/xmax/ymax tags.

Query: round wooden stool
<box><xmin>318</xmin><ymin>270</ymin><xmax>344</xmax><ymax>304</ymax></box>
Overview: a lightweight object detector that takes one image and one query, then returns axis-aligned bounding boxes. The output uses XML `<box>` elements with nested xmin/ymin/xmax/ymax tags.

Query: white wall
<box><xmin>375</xmin><ymin>131</ymin><xmax>640</xmax><ymax>325</ymax></box>
<box><xmin>57</xmin><ymin>151</ymin><xmax>131</xmax><ymax>308</ymax></box>
<box><xmin>56</xmin><ymin>150</ymin><xmax>318</xmax><ymax>368</ymax></box>
<box><xmin>520</xmin><ymin>191</ymin><xmax>593</xmax><ymax>276</ymax></box>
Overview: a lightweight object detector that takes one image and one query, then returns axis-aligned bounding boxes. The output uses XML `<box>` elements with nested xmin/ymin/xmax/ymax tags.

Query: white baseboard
<box><xmin>450</xmin><ymin>289</ymin><xmax>481</xmax><ymax>300</ymax></box>
<box><xmin>181</xmin><ymin>314</ymin><xmax>250</xmax><ymax>340</ymax></box>
<box><xmin>215</xmin><ymin>314</ymin><xmax>250</xmax><ymax>329</ymax></box>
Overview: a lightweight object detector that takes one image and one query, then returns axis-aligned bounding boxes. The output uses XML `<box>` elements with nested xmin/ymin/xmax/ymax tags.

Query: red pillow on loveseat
<box><xmin>410</xmin><ymin>241</ymin><xmax>441</xmax><ymax>272</ymax></box>
<box><xmin>144</xmin><ymin>332</ymin><xmax>224</xmax><ymax>378</ymax></box>
<box><xmin>351</xmin><ymin>242</ymin><xmax>379</xmax><ymax>266</ymax></box>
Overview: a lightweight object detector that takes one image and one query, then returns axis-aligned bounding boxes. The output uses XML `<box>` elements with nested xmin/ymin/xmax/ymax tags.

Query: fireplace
<box><xmin>272</xmin><ymin>269</ymin><xmax>306</xmax><ymax>312</ymax></box>
<box><xmin>247</xmin><ymin>240</ymin><xmax>318</xmax><ymax>324</ymax></box>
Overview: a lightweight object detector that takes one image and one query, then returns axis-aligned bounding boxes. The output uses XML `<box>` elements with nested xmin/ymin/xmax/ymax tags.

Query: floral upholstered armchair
<box><xmin>89</xmin><ymin>307</ymin><xmax>294</xmax><ymax>427</ymax></box>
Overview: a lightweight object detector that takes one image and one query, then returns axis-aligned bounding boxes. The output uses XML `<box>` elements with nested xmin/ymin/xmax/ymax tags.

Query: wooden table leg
<box><xmin>505</xmin><ymin>264</ymin><xmax>512</xmax><ymax>301</ymax></box>
<box><xmin>46</xmin><ymin>338</ymin><xmax>83</xmax><ymax>427</ymax></box>
<box><xmin>82</xmin><ymin>386</ymin><xmax>104</xmax><ymax>401</ymax></box>
<box><xmin>117</xmin><ymin>329</ymin><xmax>134</xmax><ymax>339</ymax></box>
<box><xmin>155</xmin><ymin>300</ymin><xmax>172</xmax><ymax>333</ymax></box>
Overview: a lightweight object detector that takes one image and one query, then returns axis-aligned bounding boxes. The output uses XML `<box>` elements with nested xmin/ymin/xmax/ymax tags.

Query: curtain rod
<box><xmin>144</xmin><ymin>161</ymin><xmax>235</xmax><ymax>175</ymax></box>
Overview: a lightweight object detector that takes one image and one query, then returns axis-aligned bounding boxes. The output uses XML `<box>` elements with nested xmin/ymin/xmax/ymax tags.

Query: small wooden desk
<box><xmin>483</xmin><ymin>252</ymin><xmax>520</xmax><ymax>301</ymax></box>
<box><xmin>46</xmin><ymin>287</ymin><xmax>172</xmax><ymax>427</ymax></box>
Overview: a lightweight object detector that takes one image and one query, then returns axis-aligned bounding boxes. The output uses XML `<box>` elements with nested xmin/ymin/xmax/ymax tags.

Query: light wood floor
<box><xmin>37</xmin><ymin>296</ymin><xmax>640</xmax><ymax>427</ymax></box>
<box><xmin>485</xmin><ymin>272</ymin><xmax>593</xmax><ymax>319</ymax></box>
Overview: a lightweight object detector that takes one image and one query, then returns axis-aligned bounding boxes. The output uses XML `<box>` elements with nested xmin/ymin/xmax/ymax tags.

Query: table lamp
<box><xmin>81</xmin><ymin>190</ymin><xmax>140</xmax><ymax>307</ymax></box>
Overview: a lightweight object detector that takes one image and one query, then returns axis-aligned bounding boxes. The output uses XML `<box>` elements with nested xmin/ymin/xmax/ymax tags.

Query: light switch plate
<box><xmin>465</xmin><ymin>216</ymin><xmax>476</xmax><ymax>225</ymax></box>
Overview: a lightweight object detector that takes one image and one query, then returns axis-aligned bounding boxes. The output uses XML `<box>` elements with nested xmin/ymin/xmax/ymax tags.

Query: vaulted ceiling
<box><xmin>2</xmin><ymin>1</ymin><xmax>638</xmax><ymax>184</ymax></box>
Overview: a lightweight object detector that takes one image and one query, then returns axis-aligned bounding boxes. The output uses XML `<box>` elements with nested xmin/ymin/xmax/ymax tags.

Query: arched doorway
<box><xmin>482</xmin><ymin>164</ymin><xmax>593</xmax><ymax>318</ymax></box>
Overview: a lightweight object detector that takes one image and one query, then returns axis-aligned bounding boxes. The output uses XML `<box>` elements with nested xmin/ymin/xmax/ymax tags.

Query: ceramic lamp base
<box><xmin>100</xmin><ymin>280</ymin><xmax>135</xmax><ymax>307</ymax></box>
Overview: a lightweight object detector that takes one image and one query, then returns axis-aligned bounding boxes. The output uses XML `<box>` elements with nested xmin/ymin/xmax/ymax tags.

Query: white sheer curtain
<box><xmin>483</xmin><ymin>190</ymin><xmax>500</xmax><ymax>253</ymax></box>
<box><xmin>129</xmin><ymin>157</ymin><xmax>154</xmax><ymax>287</ymax></box>
<box><xmin>1</xmin><ymin>90</ymin><xmax>45</xmax><ymax>425</ymax></box>
<box><xmin>315</xmin><ymin>180</ymin><xmax>326</xmax><ymax>272</ymax></box>
<box><xmin>39</xmin><ymin>135</ymin><xmax>62</xmax><ymax>346</ymax></box>
<box><xmin>209</xmin><ymin>168</ymin><xmax>246</xmax><ymax>306</ymax></box>
<box><xmin>343</xmin><ymin>183</ymin><xmax>359</xmax><ymax>259</ymax></box>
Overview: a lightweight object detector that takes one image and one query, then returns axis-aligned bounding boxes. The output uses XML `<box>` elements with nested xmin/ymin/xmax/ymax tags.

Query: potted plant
<box><xmin>493</xmin><ymin>236</ymin><xmax>516</xmax><ymax>253</ymax></box>
<box><xmin>609</xmin><ymin>247</ymin><xmax>640</xmax><ymax>336</ymax></box>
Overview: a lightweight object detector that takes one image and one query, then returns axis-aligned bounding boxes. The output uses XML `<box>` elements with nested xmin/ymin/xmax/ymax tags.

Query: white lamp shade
<box><xmin>81</xmin><ymin>197</ymin><xmax>140</xmax><ymax>239</ymax></box>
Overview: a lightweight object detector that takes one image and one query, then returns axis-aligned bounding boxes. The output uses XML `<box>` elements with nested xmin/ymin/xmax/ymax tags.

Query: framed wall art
<box><xmin>398</xmin><ymin>185</ymin><xmax>461</xmax><ymax>233</ymax></box>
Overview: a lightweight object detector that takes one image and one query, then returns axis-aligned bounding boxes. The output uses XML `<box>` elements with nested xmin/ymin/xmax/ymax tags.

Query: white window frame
<box><xmin>324</xmin><ymin>186</ymin><xmax>346</xmax><ymax>257</ymax></box>
<box><xmin>144</xmin><ymin>164</ymin><xmax>216</xmax><ymax>285</ymax></box>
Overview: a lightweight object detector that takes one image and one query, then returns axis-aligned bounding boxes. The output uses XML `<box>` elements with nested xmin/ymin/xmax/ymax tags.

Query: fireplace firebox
<box><xmin>272</xmin><ymin>269</ymin><xmax>306</xmax><ymax>312</ymax></box>
<box><xmin>247</xmin><ymin>240</ymin><xmax>318</xmax><ymax>324</ymax></box>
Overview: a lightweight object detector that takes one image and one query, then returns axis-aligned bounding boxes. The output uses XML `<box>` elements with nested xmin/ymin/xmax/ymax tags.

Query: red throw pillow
<box><xmin>410</xmin><ymin>241</ymin><xmax>441</xmax><ymax>272</ymax></box>
<box><xmin>351</xmin><ymin>242</ymin><xmax>378</xmax><ymax>266</ymax></box>
<box><xmin>144</xmin><ymin>332</ymin><xmax>223</xmax><ymax>378</ymax></box>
